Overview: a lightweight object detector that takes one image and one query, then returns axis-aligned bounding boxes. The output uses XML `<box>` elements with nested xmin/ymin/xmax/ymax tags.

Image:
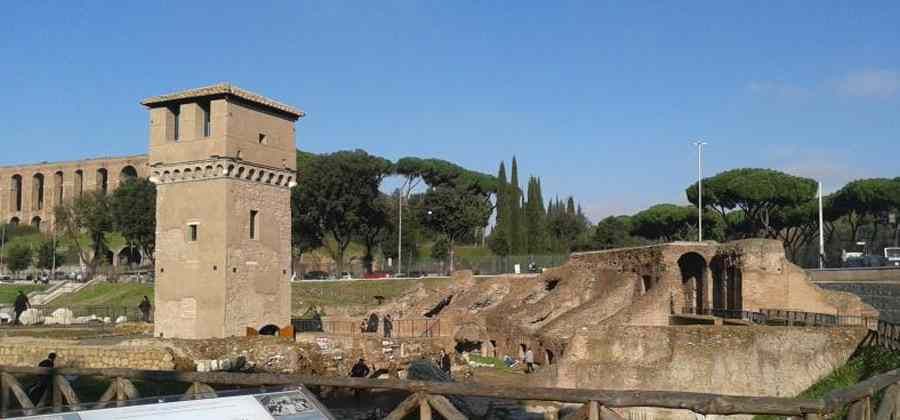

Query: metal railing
<box><xmin>2</xmin><ymin>365</ymin><xmax>900</xmax><ymax>419</ymax></box>
<box><xmin>292</xmin><ymin>318</ymin><xmax>444</xmax><ymax>338</ymax></box>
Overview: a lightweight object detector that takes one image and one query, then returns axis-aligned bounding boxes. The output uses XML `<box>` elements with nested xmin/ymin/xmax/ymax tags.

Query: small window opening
<box><xmin>170</xmin><ymin>105</ymin><xmax>181</xmax><ymax>141</ymax></box>
<box><xmin>200</xmin><ymin>101</ymin><xmax>211</xmax><ymax>137</ymax></box>
<box><xmin>188</xmin><ymin>224</ymin><xmax>198</xmax><ymax>242</ymax></box>
<box><xmin>250</xmin><ymin>210</ymin><xmax>258</xmax><ymax>239</ymax></box>
<box><xmin>258</xmin><ymin>133</ymin><xmax>267</xmax><ymax>145</ymax></box>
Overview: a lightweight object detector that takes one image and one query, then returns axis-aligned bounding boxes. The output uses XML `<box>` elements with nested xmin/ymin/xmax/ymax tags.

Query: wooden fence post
<box><xmin>419</xmin><ymin>393</ymin><xmax>433</xmax><ymax>420</ymax></box>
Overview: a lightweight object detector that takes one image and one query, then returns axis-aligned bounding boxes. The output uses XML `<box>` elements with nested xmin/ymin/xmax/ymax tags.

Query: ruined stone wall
<box><xmin>557</xmin><ymin>325</ymin><xmax>868</xmax><ymax>397</ymax></box>
<box><xmin>295</xmin><ymin>334</ymin><xmax>455</xmax><ymax>376</ymax></box>
<box><xmin>0</xmin><ymin>340</ymin><xmax>175</xmax><ymax>370</ymax></box>
<box><xmin>0</xmin><ymin>155</ymin><xmax>148</xmax><ymax>231</ymax></box>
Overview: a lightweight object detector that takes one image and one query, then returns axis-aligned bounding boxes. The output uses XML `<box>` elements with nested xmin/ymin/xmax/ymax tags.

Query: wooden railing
<box><xmin>4</xmin><ymin>365</ymin><xmax>900</xmax><ymax>419</ymax></box>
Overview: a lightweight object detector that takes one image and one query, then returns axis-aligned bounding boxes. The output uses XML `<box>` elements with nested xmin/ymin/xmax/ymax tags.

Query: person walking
<box><xmin>439</xmin><ymin>349</ymin><xmax>452</xmax><ymax>378</ymax></box>
<box><xmin>525</xmin><ymin>348</ymin><xmax>535</xmax><ymax>374</ymax></box>
<box><xmin>383</xmin><ymin>314</ymin><xmax>393</xmax><ymax>338</ymax></box>
<box><xmin>138</xmin><ymin>296</ymin><xmax>152</xmax><ymax>323</ymax></box>
<box><xmin>14</xmin><ymin>290</ymin><xmax>30</xmax><ymax>325</ymax></box>
<box><xmin>28</xmin><ymin>353</ymin><xmax>56</xmax><ymax>404</ymax></box>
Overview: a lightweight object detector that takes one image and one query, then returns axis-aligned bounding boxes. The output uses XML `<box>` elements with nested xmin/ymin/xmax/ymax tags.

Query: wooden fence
<box><xmin>2</xmin><ymin>365</ymin><xmax>900</xmax><ymax>419</ymax></box>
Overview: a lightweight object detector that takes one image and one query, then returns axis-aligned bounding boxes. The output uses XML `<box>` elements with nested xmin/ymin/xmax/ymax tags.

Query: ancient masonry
<box><xmin>142</xmin><ymin>84</ymin><xmax>303</xmax><ymax>339</ymax></box>
<box><xmin>0</xmin><ymin>156</ymin><xmax>149</xmax><ymax>232</ymax></box>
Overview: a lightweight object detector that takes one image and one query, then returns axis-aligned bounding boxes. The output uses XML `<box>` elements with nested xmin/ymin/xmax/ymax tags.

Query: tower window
<box><xmin>200</xmin><ymin>101</ymin><xmax>211</xmax><ymax>137</ymax></box>
<box><xmin>188</xmin><ymin>224</ymin><xmax>199</xmax><ymax>242</ymax></box>
<box><xmin>258</xmin><ymin>133</ymin><xmax>267</xmax><ymax>145</ymax></box>
<box><xmin>170</xmin><ymin>105</ymin><xmax>181</xmax><ymax>141</ymax></box>
<box><xmin>250</xmin><ymin>210</ymin><xmax>258</xmax><ymax>239</ymax></box>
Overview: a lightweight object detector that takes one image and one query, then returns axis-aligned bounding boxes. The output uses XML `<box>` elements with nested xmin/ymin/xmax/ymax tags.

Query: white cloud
<box><xmin>837</xmin><ymin>69</ymin><xmax>900</xmax><ymax>98</ymax></box>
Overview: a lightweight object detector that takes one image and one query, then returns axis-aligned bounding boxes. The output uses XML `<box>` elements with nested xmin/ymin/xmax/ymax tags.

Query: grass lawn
<box><xmin>0</xmin><ymin>285</ymin><xmax>48</xmax><ymax>305</ymax></box>
<box><xmin>51</xmin><ymin>282</ymin><xmax>154</xmax><ymax>308</ymax></box>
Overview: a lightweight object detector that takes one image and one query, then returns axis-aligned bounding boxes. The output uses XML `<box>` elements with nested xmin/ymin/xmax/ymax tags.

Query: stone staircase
<box><xmin>28</xmin><ymin>278</ymin><xmax>100</xmax><ymax>306</ymax></box>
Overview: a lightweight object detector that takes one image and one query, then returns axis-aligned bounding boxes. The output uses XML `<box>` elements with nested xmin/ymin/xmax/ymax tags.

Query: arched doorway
<box><xmin>259</xmin><ymin>325</ymin><xmax>280</xmax><ymax>336</ymax></box>
<box><xmin>711</xmin><ymin>255</ymin><xmax>743</xmax><ymax>311</ymax></box>
<box><xmin>9</xmin><ymin>217</ymin><xmax>20</xmax><ymax>227</ymax></box>
<box><xmin>96</xmin><ymin>168</ymin><xmax>109</xmax><ymax>195</ymax></box>
<box><xmin>120</xmin><ymin>166</ymin><xmax>138</xmax><ymax>182</ymax></box>
<box><xmin>10</xmin><ymin>175</ymin><xmax>22</xmax><ymax>212</ymax></box>
<box><xmin>31</xmin><ymin>216</ymin><xmax>41</xmax><ymax>231</ymax></box>
<box><xmin>32</xmin><ymin>173</ymin><xmax>45</xmax><ymax>210</ymax></box>
<box><xmin>118</xmin><ymin>246</ymin><xmax>143</xmax><ymax>267</ymax></box>
<box><xmin>678</xmin><ymin>252</ymin><xmax>707</xmax><ymax>314</ymax></box>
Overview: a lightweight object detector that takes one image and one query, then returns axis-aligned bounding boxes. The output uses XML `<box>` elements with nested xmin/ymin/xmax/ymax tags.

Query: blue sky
<box><xmin>2</xmin><ymin>2</ymin><xmax>899</xmax><ymax>222</ymax></box>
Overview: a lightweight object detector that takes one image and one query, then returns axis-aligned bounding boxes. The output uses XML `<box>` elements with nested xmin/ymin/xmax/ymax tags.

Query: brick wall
<box><xmin>0</xmin><ymin>342</ymin><xmax>175</xmax><ymax>370</ymax></box>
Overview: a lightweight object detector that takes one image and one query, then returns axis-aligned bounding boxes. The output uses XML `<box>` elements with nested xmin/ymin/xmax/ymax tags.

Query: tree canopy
<box><xmin>686</xmin><ymin>168</ymin><xmax>817</xmax><ymax>238</ymax></box>
<box><xmin>109</xmin><ymin>178</ymin><xmax>157</xmax><ymax>264</ymax></box>
<box><xmin>630</xmin><ymin>204</ymin><xmax>697</xmax><ymax>242</ymax></box>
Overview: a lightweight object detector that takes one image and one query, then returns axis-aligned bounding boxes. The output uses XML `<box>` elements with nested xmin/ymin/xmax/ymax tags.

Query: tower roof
<box><xmin>141</xmin><ymin>83</ymin><xmax>305</xmax><ymax>119</ymax></box>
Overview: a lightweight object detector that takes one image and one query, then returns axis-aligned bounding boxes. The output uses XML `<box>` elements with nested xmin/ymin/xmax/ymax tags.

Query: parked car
<box><xmin>303</xmin><ymin>271</ymin><xmax>329</xmax><ymax>280</ymax></box>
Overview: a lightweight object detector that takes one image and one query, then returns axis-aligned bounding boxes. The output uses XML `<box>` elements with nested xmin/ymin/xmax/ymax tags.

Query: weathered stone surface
<box><xmin>18</xmin><ymin>309</ymin><xmax>44</xmax><ymax>325</ymax></box>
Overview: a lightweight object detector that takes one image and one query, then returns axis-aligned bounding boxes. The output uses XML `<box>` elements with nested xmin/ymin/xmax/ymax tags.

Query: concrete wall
<box><xmin>809</xmin><ymin>268</ymin><xmax>900</xmax><ymax>283</ymax></box>
<box><xmin>557</xmin><ymin>325</ymin><xmax>868</xmax><ymax>398</ymax></box>
<box><xmin>818</xmin><ymin>282</ymin><xmax>900</xmax><ymax>323</ymax></box>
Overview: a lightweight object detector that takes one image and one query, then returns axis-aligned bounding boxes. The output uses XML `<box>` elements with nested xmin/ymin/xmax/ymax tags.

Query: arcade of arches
<box><xmin>678</xmin><ymin>251</ymin><xmax>743</xmax><ymax>314</ymax></box>
<box><xmin>0</xmin><ymin>156</ymin><xmax>147</xmax><ymax>232</ymax></box>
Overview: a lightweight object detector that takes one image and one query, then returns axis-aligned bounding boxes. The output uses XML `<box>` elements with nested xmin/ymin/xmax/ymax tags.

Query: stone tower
<box><xmin>142</xmin><ymin>84</ymin><xmax>303</xmax><ymax>339</ymax></box>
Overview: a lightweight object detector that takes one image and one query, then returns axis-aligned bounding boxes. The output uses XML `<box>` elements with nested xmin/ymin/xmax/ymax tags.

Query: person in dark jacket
<box><xmin>383</xmin><ymin>314</ymin><xmax>393</xmax><ymax>338</ymax></box>
<box><xmin>138</xmin><ymin>296</ymin><xmax>152</xmax><ymax>323</ymax></box>
<box><xmin>28</xmin><ymin>353</ymin><xmax>56</xmax><ymax>404</ymax></box>
<box><xmin>14</xmin><ymin>290</ymin><xmax>30</xmax><ymax>325</ymax></box>
<box><xmin>350</xmin><ymin>358</ymin><xmax>370</xmax><ymax>378</ymax></box>
<box><xmin>439</xmin><ymin>349</ymin><xmax>452</xmax><ymax>377</ymax></box>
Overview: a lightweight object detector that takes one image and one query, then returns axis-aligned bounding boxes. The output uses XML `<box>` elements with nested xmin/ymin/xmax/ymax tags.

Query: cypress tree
<box><xmin>489</xmin><ymin>161</ymin><xmax>512</xmax><ymax>256</ymax></box>
<box><xmin>509</xmin><ymin>157</ymin><xmax>524</xmax><ymax>254</ymax></box>
<box><xmin>525</xmin><ymin>176</ymin><xmax>548</xmax><ymax>253</ymax></box>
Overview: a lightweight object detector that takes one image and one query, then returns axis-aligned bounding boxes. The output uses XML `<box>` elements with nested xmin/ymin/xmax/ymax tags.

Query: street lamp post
<box><xmin>693</xmin><ymin>141</ymin><xmax>708</xmax><ymax>242</ymax></box>
<box><xmin>398</xmin><ymin>186</ymin><xmax>403</xmax><ymax>276</ymax></box>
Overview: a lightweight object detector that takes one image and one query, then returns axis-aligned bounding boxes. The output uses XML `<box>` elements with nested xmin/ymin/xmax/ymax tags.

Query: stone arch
<box><xmin>10</xmin><ymin>174</ymin><xmax>22</xmax><ymax>212</ymax></box>
<box><xmin>640</xmin><ymin>275</ymin><xmax>652</xmax><ymax>296</ymax></box>
<box><xmin>96</xmin><ymin>168</ymin><xmax>109</xmax><ymax>195</ymax></box>
<box><xmin>183</xmin><ymin>168</ymin><xmax>192</xmax><ymax>179</ymax></box>
<box><xmin>31</xmin><ymin>216</ymin><xmax>41</xmax><ymax>231</ymax></box>
<box><xmin>74</xmin><ymin>170</ymin><xmax>84</xmax><ymax>197</ymax></box>
<box><xmin>118</xmin><ymin>246</ymin><xmax>142</xmax><ymax>267</ymax></box>
<box><xmin>711</xmin><ymin>255</ymin><xmax>744</xmax><ymax>311</ymax></box>
<box><xmin>256</xmin><ymin>170</ymin><xmax>265</xmax><ymax>182</ymax></box>
<box><xmin>162</xmin><ymin>171</ymin><xmax>171</xmax><ymax>182</ymax></box>
<box><xmin>246</xmin><ymin>169</ymin><xmax>255</xmax><ymax>180</ymax></box>
<box><xmin>276</xmin><ymin>174</ymin><xmax>284</xmax><ymax>185</ymax></box>
<box><xmin>236</xmin><ymin>167</ymin><xmax>245</xmax><ymax>178</ymax></box>
<box><xmin>216</xmin><ymin>165</ymin><xmax>225</xmax><ymax>176</ymax></box>
<box><xmin>9</xmin><ymin>217</ymin><xmax>20</xmax><ymax>226</ymax></box>
<box><xmin>173</xmin><ymin>169</ymin><xmax>181</xmax><ymax>181</ymax></box>
<box><xmin>32</xmin><ymin>173</ymin><xmax>45</xmax><ymax>210</ymax></box>
<box><xmin>259</xmin><ymin>324</ymin><xmax>280</xmax><ymax>336</ymax></box>
<box><xmin>120</xmin><ymin>165</ymin><xmax>138</xmax><ymax>181</ymax></box>
<box><xmin>678</xmin><ymin>252</ymin><xmax>707</xmax><ymax>314</ymax></box>
<box><xmin>205</xmin><ymin>165</ymin><xmax>214</xmax><ymax>177</ymax></box>
<box><xmin>54</xmin><ymin>171</ymin><xmax>64</xmax><ymax>205</ymax></box>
